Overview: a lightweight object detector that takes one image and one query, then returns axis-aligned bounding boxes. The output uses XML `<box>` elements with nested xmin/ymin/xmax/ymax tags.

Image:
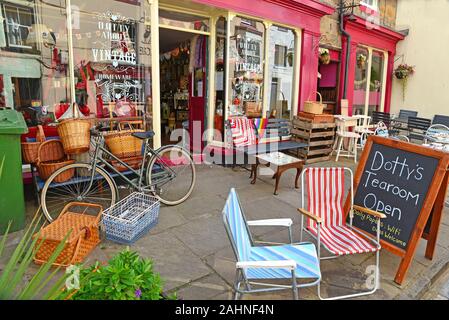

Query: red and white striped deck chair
<box><xmin>298</xmin><ymin>167</ymin><xmax>386</xmax><ymax>300</ymax></box>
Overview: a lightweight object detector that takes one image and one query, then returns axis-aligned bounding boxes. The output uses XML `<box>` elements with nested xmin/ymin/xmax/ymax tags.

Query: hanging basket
<box><xmin>21</xmin><ymin>125</ymin><xmax>46</xmax><ymax>164</ymax></box>
<box><xmin>57</xmin><ymin>119</ymin><xmax>91</xmax><ymax>155</ymax></box>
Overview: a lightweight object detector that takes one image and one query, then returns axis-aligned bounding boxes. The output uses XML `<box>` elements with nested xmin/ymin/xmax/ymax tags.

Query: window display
<box><xmin>228</xmin><ymin>17</ymin><xmax>265</xmax><ymax>118</ymax></box>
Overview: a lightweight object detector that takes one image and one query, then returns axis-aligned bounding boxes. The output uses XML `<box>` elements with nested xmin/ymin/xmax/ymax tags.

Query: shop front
<box><xmin>0</xmin><ymin>0</ymin><xmax>334</xmax><ymax>150</ymax></box>
<box><xmin>339</xmin><ymin>15</ymin><xmax>405</xmax><ymax>116</ymax></box>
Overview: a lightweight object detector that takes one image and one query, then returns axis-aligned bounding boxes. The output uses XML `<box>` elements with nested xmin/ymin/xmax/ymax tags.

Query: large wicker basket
<box><xmin>36</xmin><ymin>140</ymin><xmax>75</xmax><ymax>182</ymax></box>
<box><xmin>104</xmin><ymin>129</ymin><xmax>144</xmax><ymax>158</ymax></box>
<box><xmin>21</xmin><ymin>125</ymin><xmax>45</xmax><ymax>164</ymax></box>
<box><xmin>33</xmin><ymin>202</ymin><xmax>102</xmax><ymax>267</ymax></box>
<box><xmin>57</xmin><ymin>119</ymin><xmax>91</xmax><ymax>155</ymax></box>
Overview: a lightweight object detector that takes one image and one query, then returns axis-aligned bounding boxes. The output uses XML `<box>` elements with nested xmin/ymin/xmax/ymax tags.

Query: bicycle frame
<box><xmin>80</xmin><ymin>134</ymin><xmax>177</xmax><ymax>196</ymax></box>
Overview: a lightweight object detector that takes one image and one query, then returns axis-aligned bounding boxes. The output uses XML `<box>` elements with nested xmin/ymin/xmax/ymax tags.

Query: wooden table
<box><xmin>250</xmin><ymin>152</ymin><xmax>304</xmax><ymax>195</ymax></box>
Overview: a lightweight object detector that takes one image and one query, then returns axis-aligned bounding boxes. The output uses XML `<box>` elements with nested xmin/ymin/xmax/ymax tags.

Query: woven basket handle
<box><xmin>80</xmin><ymin>226</ymin><xmax>91</xmax><ymax>239</ymax></box>
<box><xmin>36</xmin><ymin>125</ymin><xmax>46</xmax><ymax>143</ymax></box>
<box><xmin>307</xmin><ymin>91</ymin><xmax>323</xmax><ymax>104</ymax></box>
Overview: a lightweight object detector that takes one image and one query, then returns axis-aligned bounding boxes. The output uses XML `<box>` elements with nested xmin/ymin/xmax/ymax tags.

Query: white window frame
<box><xmin>2</xmin><ymin>3</ymin><xmax>34</xmax><ymax>49</ymax></box>
<box><xmin>360</xmin><ymin>0</ymin><xmax>379</xmax><ymax>11</ymax></box>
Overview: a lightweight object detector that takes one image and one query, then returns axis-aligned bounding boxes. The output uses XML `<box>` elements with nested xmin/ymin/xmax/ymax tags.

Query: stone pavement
<box><xmin>4</xmin><ymin>156</ymin><xmax>449</xmax><ymax>300</ymax></box>
<box><xmin>421</xmin><ymin>267</ymin><xmax>449</xmax><ymax>300</ymax></box>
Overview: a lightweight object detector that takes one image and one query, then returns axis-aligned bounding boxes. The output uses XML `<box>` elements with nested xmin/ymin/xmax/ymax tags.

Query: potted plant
<box><xmin>357</xmin><ymin>53</ymin><xmax>367</xmax><ymax>69</ymax></box>
<box><xmin>319</xmin><ymin>48</ymin><xmax>330</xmax><ymax>65</ymax></box>
<box><xmin>394</xmin><ymin>64</ymin><xmax>415</xmax><ymax>101</ymax></box>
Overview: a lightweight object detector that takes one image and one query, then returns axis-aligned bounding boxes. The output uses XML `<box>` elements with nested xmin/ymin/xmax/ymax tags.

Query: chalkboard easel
<box><xmin>345</xmin><ymin>136</ymin><xmax>449</xmax><ymax>285</ymax></box>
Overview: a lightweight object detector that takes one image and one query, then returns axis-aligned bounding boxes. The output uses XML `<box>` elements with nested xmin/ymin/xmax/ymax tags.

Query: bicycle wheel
<box><xmin>41</xmin><ymin>163</ymin><xmax>118</xmax><ymax>222</ymax></box>
<box><xmin>146</xmin><ymin>145</ymin><xmax>196</xmax><ymax>205</ymax></box>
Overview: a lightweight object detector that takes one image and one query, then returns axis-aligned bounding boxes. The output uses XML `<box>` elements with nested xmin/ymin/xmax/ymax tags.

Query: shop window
<box><xmin>70</xmin><ymin>0</ymin><xmax>153</xmax><ymax>118</ymax></box>
<box><xmin>228</xmin><ymin>16</ymin><xmax>265</xmax><ymax>118</ymax></box>
<box><xmin>267</xmin><ymin>25</ymin><xmax>295</xmax><ymax>119</ymax></box>
<box><xmin>2</xmin><ymin>3</ymin><xmax>34</xmax><ymax>50</ymax></box>
<box><xmin>353</xmin><ymin>46</ymin><xmax>386</xmax><ymax>116</ymax></box>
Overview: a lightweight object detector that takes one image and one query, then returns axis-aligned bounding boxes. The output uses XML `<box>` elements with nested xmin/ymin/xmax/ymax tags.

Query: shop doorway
<box><xmin>159</xmin><ymin>27</ymin><xmax>207</xmax><ymax>152</ymax></box>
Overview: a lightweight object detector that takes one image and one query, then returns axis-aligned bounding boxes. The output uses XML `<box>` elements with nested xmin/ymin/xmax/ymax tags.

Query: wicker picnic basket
<box><xmin>36</xmin><ymin>140</ymin><xmax>75</xmax><ymax>182</ymax></box>
<box><xmin>104</xmin><ymin>129</ymin><xmax>144</xmax><ymax>158</ymax></box>
<box><xmin>33</xmin><ymin>202</ymin><xmax>102</xmax><ymax>267</ymax></box>
<box><xmin>57</xmin><ymin>118</ymin><xmax>91</xmax><ymax>155</ymax></box>
<box><xmin>21</xmin><ymin>125</ymin><xmax>45</xmax><ymax>164</ymax></box>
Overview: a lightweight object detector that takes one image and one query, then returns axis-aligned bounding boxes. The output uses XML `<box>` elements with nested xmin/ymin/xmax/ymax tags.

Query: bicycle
<box><xmin>40</xmin><ymin>126</ymin><xmax>196</xmax><ymax>222</ymax></box>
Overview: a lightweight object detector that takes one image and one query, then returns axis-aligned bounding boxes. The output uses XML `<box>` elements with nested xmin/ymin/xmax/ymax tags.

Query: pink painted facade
<box><xmin>339</xmin><ymin>16</ymin><xmax>405</xmax><ymax>115</ymax></box>
<box><xmin>190</xmin><ymin>0</ymin><xmax>335</xmax><ymax>115</ymax></box>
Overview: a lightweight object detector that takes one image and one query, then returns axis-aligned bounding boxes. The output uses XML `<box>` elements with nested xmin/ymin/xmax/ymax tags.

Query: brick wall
<box><xmin>318</xmin><ymin>0</ymin><xmax>398</xmax><ymax>49</ymax></box>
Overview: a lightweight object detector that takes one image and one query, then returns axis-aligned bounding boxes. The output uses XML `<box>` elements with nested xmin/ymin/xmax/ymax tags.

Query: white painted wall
<box><xmin>390</xmin><ymin>0</ymin><xmax>449</xmax><ymax>119</ymax></box>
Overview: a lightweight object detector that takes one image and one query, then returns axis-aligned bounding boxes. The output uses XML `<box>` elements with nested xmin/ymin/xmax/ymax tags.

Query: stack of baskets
<box><xmin>33</xmin><ymin>202</ymin><xmax>102</xmax><ymax>267</ymax></box>
<box><xmin>104</xmin><ymin>121</ymin><xmax>144</xmax><ymax>171</ymax></box>
<box><xmin>21</xmin><ymin>125</ymin><xmax>45</xmax><ymax>165</ymax></box>
<box><xmin>36</xmin><ymin>139</ymin><xmax>75</xmax><ymax>182</ymax></box>
<box><xmin>102</xmin><ymin>192</ymin><xmax>160</xmax><ymax>244</ymax></box>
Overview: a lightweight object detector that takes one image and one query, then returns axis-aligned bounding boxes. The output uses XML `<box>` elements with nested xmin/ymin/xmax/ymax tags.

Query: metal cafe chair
<box><xmin>407</xmin><ymin>116</ymin><xmax>432</xmax><ymax>143</ymax></box>
<box><xmin>433</xmin><ymin>114</ymin><xmax>449</xmax><ymax>127</ymax></box>
<box><xmin>299</xmin><ymin>167</ymin><xmax>386</xmax><ymax>300</ymax></box>
<box><xmin>222</xmin><ymin>188</ymin><xmax>321</xmax><ymax>300</ymax></box>
<box><xmin>393</xmin><ymin>109</ymin><xmax>418</xmax><ymax>132</ymax></box>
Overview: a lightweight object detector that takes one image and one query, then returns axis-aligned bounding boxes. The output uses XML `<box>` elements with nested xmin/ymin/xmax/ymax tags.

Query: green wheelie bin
<box><xmin>0</xmin><ymin>109</ymin><xmax>28</xmax><ymax>234</ymax></box>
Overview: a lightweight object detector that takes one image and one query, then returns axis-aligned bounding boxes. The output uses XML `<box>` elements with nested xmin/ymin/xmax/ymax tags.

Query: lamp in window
<box><xmin>26</xmin><ymin>24</ymin><xmax>56</xmax><ymax>48</ymax></box>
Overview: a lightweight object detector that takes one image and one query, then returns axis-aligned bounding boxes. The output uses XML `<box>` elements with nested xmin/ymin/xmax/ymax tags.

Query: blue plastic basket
<box><xmin>102</xmin><ymin>192</ymin><xmax>160</xmax><ymax>244</ymax></box>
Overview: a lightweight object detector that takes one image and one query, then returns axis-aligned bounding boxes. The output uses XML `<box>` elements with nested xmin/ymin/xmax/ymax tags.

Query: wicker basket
<box><xmin>37</xmin><ymin>159</ymin><xmax>75</xmax><ymax>182</ymax></box>
<box><xmin>57</xmin><ymin>119</ymin><xmax>91</xmax><ymax>155</ymax></box>
<box><xmin>21</xmin><ymin>125</ymin><xmax>45</xmax><ymax>164</ymax></box>
<box><xmin>102</xmin><ymin>192</ymin><xmax>160</xmax><ymax>244</ymax></box>
<box><xmin>110</xmin><ymin>155</ymin><xmax>143</xmax><ymax>172</ymax></box>
<box><xmin>104</xmin><ymin>129</ymin><xmax>144</xmax><ymax>158</ymax></box>
<box><xmin>33</xmin><ymin>202</ymin><xmax>102</xmax><ymax>267</ymax></box>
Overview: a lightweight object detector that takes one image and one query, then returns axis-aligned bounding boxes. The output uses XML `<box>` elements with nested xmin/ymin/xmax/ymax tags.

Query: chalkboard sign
<box><xmin>346</xmin><ymin>136</ymin><xmax>449</xmax><ymax>284</ymax></box>
<box><xmin>352</xmin><ymin>142</ymin><xmax>439</xmax><ymax>250</ymax></box>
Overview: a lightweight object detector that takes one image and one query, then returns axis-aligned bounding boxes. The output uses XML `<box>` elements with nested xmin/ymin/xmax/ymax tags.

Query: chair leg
<box><xmin>336</xmin><ymin>137</ymin><xmax>343</xmax><ymax>162</ymax></box>
<box><xmin>317</xmin><ymin>251</ymin><xmax>380</xmax><ymax>300</ymax></box>
<box><xmin>354</xmin><ymin>138</ymin><xmax>358</xmax><ymax>163</ymax></box>
<box><xmin>233</xmin><ymin>269</ymin><xmax>243</xmax><ymax>300</ymax></box>
<box><xmin>291</xmin><ymin>271</ymin><xmax>299</xmax><ymax>300</ymax></box>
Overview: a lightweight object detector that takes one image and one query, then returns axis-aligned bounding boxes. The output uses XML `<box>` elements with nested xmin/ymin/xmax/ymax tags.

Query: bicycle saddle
<box><xmin>132</xmin><ymin>131</ymin><xmax>155</xmax><ymax>140</ymax></box>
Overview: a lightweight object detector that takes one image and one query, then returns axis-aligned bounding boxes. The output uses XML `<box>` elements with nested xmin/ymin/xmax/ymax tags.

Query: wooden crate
<box><xmin>291</xmin><ymin>117</ymin><xmax>336</xmax><ymax>164</ymax></box>
<box><xmin>297</xmin><ymin>112</ymin><xmax>335</xmax><ymax>124</ymax></box>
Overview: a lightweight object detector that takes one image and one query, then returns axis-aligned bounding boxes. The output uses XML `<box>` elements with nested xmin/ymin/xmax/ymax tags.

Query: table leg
<box><xmin>251</xmin><ymin>161</ymin><xmax>259</xmax><ymax>185</ymax></box>
<box><xmin>274</xmin><ymin>167</ymin><xmax>284</xmax><ymax>195</ymax></box>
<box><xmin>295</xmin><ymin>167</ymin><xmax>301</xmax><ymax>189</ymax></box>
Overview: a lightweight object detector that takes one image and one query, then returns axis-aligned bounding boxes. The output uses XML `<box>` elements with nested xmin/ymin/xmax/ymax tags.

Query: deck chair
<box><xmin>223</xmin><ymin>188</ymin><xmax>321</xmax><ymax>300</ymax></box>
<box><xmin>299</xmin><ymin>167</ymin><xmax>386</xmax><ymax>300</ymax></box>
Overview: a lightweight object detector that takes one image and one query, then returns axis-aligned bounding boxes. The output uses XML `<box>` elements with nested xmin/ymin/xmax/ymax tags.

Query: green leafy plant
<box><xmin>63</xmin><ymin>249</ymin><xmax>170</xmax><ymax>300</ymax></box>
<box><xmin>394</xmin><ymin>63</ymin><xmax>415</xmax><ymax>101</ymax></box>
<box><xmin>0</xmin><ymin>208</ymin><xmax>69</xmax><ymax>300</ymax></box>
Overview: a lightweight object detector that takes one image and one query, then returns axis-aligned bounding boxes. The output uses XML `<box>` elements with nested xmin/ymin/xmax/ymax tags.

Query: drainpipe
<box><xmin>339</xmin><ymin>0</ymin><xmax>351</xmax><ymax>99</ymax></box>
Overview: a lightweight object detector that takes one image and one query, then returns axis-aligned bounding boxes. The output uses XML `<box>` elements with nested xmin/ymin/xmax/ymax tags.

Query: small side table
<box><xmin>250</xmin><ymin>152</ymin><xmax>304</xmax><ymax>195</ymax></box>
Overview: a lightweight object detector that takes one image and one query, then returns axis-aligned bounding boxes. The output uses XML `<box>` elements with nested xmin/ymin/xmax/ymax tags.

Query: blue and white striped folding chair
<box><xmin>223</xmin><ymin>188</ymin><xmax>321</xmax><ymax>300</ymax></box>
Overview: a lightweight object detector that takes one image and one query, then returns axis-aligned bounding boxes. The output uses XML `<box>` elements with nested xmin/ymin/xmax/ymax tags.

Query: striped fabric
<box><xmin>306</xmin><ymin>168</ymin><xmax>378</xmax><ymax>256</ymax></box>
<box><xmin>229</xmin><ymin>117</ymin><xmax>257</xmax><ymax>147</ymax></box>
<box><xmin>247</xmin><ymin>244</ymin><xmax>320</xmax><ymax>279</ymax></box>
<box><xmin>223</xmin><ymin>188</ymin><xmax>320</xmax><ymax>280</ymax></box>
